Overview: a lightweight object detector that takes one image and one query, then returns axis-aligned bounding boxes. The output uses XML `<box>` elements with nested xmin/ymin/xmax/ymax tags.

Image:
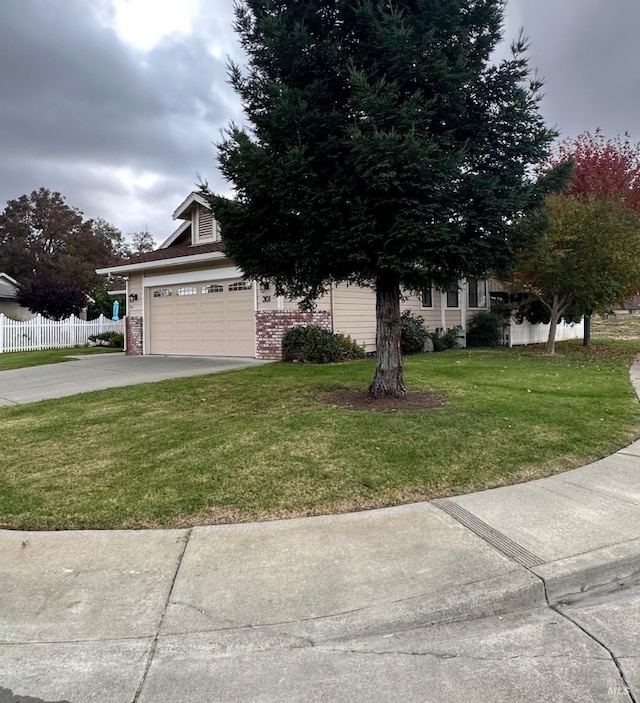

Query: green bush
<box><xmin>282</xmin><ymin>326</ymin><xmax>309</xmax><ymax>361</ymax></box>
<box><xmin>466</xmin><ymin>311</ymin><xmax>502</xmax><ymax>347</ymax></box>
<box><xmin>400</xmin><ymin>310</ymin><xmax>429</xmax><ymax>354</ymax></box>
<box><xmin>282</xmin><ymin>325</ymin><xmax>365</xmax><ymax>363</ymax></box>
<box><xmin>89</xmin><ymin>331</ymin><xmax>124</xmax><ymax>348</ymax></box>
<box><xmin>429</xmin><ymin>326</ymin><xmax>460</xmax><ymax>352</ymax></box>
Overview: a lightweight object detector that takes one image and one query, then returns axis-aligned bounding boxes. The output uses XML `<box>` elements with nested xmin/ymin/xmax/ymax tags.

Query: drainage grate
<box><xmin>432</xmin><ymin>498</ymin><xmax>544</xmax><ymax>569</ymax></box>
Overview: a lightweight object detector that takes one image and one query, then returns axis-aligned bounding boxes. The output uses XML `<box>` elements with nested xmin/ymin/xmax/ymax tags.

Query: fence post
<box><xmin>0</xmin><ymin>313</ymin><xmax>4</xmax><ymax>354</ymax></box>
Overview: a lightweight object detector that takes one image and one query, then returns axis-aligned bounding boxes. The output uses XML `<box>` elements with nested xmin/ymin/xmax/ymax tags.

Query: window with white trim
<box><xmin>421</xmin><ymin>288</ymin><xmax>433</xmax><ymax>308</ymax></box>
<box><xmin>228</xmin><ymin>281</ymin><xmax>253</xmax><ymax>291</ymax></box>
<box><xmin>446</xmin><ymin>288</ymin><xmax>459</xmax><ymax>308</ymax></box>
<box><xmin>202</xmin><ymin>284</ymin><xmax>223</xmax><ymax>294</ymax></box>
<box><xmin>468</xmin><ymin>278</ymin><xmax>487</xmax><ymax>308</ymax></box>
<box><xmin>153</xmin><ymin>288</ymin><xmax>172</xmax><ymax>297</ymax></box>
<box><xmin>176</xmin><ymin>286</ymin><xmax>197</xmax><ymax>296</ymax></box>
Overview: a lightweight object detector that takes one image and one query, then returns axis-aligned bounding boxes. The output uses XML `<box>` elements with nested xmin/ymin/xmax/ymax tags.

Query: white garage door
<box><xmin>148</xmin><ymin>279</ymin><xmax>255</xmax><ymax>356</ymax></box>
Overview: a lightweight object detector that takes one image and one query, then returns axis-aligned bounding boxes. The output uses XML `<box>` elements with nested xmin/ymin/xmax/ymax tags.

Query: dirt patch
<box><xmin>326</xmin><ymin>389</ymin><xmax>446</xmax><ymax>412</ymax></box>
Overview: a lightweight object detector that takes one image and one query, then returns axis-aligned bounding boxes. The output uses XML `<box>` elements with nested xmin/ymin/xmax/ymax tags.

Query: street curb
<box><xmin>533</xmin><ymin>537</ymin><xmax>640</xmax><ymax>607</ymax></box>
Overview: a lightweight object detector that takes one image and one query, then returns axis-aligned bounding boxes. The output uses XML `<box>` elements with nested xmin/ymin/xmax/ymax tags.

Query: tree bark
<box><xmin>545</xmin><ymin>295</ymin><xmax>564</xmax><ymax>355</ymax></box>
<box><xmin>583</xmin><ymin>311</ymin><xmax>592</xmax><ymax>347</ymax></box>
<box><xmin>369</xmin><ymin>274</ymin><xmax>406</xmax><ymax>398</ymax></box>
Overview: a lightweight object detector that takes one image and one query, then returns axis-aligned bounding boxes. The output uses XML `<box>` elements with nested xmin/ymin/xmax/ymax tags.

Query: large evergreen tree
<box><xmin>204</xmin><ymin>0</ymin><xmax>559</xmax><ymax>397</ymax></box>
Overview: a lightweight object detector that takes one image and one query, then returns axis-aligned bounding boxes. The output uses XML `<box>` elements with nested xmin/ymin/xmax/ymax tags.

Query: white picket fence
<box><xmin>0</xmin><ymin>313</ymin><xmax>125</xmax><ymax>353</ymax></box>
<box><xmin>501</xmin><ymin>318</ymin><xmax>584</xmax><ymax>347</ymax></box>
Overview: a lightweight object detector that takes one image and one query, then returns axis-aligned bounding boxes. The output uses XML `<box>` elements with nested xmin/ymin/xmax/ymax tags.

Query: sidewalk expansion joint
<box><xmin>551</xmin><ymin>605</ymin><xmax>637</xmax><ymax>703</ymax></box>
<box><xmin>536</xmin><ymin>568</ymin><xmax>637</xmax><ymax>703</ymax></box>
<box><xmin>431</xmin><ymin>498</ymin><xmax>544</xmax><ymax>569</ymax></box>
<box><xmin>132</xmin><ymin>528</ymin><xmax>193</xmax><ymax>703</ymax></box>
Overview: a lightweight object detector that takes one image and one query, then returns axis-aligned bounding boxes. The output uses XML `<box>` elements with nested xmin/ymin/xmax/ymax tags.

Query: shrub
<box><xmin>282</xmin><ymin>325</ymin><xmax>365</xmax><ymax>363</ymax></box>
<box><xmin>282</xmin><ymin>326</ymin><xmax>309</xmax><ymax>361</ymax></box>
<box><xmin>429</xmin><ymin>326</ymin><xmax>460</xmax><ymax>352</ymax></box>
<box><xmin>466</xmin><ymin>311</ymin><xmax>502</xmax><ymax>347</ymax></box>
<box><xmin>400</xmin><ymin>310</ymin><xmax>429</xmax><ymax>354</ymax></box>
<box><xmin>89</xmin><ymin>331</ymin><xmax>124</xmax><ymax>348</ymax></box>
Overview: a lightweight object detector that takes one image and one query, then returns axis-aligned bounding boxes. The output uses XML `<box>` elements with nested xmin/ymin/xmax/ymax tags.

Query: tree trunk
<box><xmin>369</xmin><ymin>274</ymin><xmax>406</xmax><ymax>398</ymax></box>
<box><xmin>545</xmin><ymin>295</ymin><xmax>563</xmax><ymax>355</ymax></box>
<box><xmin>583</xmin><ymin>311</ymin><xmax>592</xmax><ymax>347</ymax></box>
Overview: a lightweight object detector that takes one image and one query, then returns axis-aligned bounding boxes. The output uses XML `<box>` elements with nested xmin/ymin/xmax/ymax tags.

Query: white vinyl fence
<box><xmin>0</xmin><ymin>313</ymin><xmax>124</xmax><ymax>353</ymax></box>
<box><xmin>501</xmin><ymin>318</ymin><xmax>584</xmax><ymax>347</ymax></box>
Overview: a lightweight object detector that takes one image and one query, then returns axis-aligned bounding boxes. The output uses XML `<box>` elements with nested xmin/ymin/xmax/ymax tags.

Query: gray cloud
<box><xmin>505</xmin><ymin>0</ymin><xmax>640</xmax><ymax>141</ymax></box>
<box><xmin>0</xmin><ymin>0</ymin><xmax>637</xmax><ymax>246</ymax></box>
<box><xmin>0</xmin><ymin>0</ymin><xmax>237</xmax><ymax>240</ymax></box>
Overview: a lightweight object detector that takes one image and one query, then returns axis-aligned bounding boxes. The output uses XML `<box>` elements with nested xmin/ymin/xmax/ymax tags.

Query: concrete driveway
<box><xmin>0</xmin><ymin>353</ymin><xmax>267</xmax><ymax>405</ymax></box>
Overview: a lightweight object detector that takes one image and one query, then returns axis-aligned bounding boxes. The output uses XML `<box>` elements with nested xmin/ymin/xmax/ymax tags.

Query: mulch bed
<box><xmin>327</xmin><ymin>389</ymin><xmax>446</xmax><ymax>412</ymax></box>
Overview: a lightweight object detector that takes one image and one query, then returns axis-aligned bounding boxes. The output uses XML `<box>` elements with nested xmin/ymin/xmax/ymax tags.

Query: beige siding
<box><xmin>400</xmin><ymin>290</ymin><xmax>444</xmax><ymax>330</ymax></box>
<box><xmin>0</xmin><ymin>300</ymin><xmax>36</xmax><ymax>321</ymax></box>
<box><xmin>332</xmin><ymin>283</ymin><xmax>377</xmax><ymax>351</ymax></box>
<box><xmin>127</xmin><ymin>273</ymin><xmax>144</xmax><ymax>317</ymax></box>
<box><xmin>255</xmin><ymin>286</ymin><xmax>332</xmax><ymax>313</ymax></box>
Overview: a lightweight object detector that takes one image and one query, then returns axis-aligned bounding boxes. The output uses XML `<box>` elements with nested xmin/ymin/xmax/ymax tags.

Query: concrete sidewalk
<box><xmin>0</xmin><ymin>353</ymin><xmax>267</xmax><ymax>405</ymax></box>
<box><xmin>1</xmin><ymin>366</ymin><xmax>640</xmax><ymax>701</ymax></box>
<box><xmin>2</xmin><ymin>441</ymin><xmax>640</xmax><ymax>702</ymax></box>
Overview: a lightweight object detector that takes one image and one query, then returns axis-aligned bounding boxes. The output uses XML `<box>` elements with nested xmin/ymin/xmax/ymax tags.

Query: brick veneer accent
<box><xmin>255</xmin><ymin>310</ymin><xmax>332</xmax><ymax>360</ymax></box>
<box><xmin>125</xmin><ymin>316</ymin><xmax>143</xmax><ymax>356</ymax></box>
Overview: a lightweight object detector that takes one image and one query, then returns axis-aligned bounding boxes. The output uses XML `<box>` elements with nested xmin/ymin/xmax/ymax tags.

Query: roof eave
<box><xmin>171</xmin><ymin>192</ymin><xmax>210</xmax><ymax>221</ymax></box>
<box><xmin>96</xmin><ymin>250</ymin><xmax>226</xmax><ymax>276</ymax></box>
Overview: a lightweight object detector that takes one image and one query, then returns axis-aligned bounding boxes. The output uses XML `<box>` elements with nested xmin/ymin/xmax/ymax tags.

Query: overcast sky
<box><xmin>0</xmin><ymin>0</ymin><xmax>638</xmax><ymax>245</ymax></box>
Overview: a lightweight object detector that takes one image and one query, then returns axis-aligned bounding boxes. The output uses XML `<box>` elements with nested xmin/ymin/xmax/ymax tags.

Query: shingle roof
<box><xmin>0</xmin><ymin>279</ymin><xmax>17</xmax><ymax>299</ymax></box>
<box><xmin>124</xmin><ymin>241</ymin><xmax>226</xmax><ymax>265</ymax></box>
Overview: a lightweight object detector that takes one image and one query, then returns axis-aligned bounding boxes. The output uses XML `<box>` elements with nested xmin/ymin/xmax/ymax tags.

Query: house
<box><xmin>0</xmin><ymin>273</ymin><xmax>37</xmax><ymax>321</ymax></box>
<box><xmin>96</xmin><ymin>193</ymin><xmax>494</xmax><ymax>358</ymax></box>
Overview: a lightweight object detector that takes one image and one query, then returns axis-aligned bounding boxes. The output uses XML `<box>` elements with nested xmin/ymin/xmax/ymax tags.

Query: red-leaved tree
<box><xmin>552</xmin><ymin>130</ymin><xmax>640</xmax><ymax>215</ymax></box>
<box><xmin>550</xmin><ymin>131</ymin><xmax>640</xmax><ymax>344</ymax></box>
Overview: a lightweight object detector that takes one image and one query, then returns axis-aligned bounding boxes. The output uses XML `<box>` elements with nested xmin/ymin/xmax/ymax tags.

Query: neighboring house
<box><xmin>0</xmin><ymin>273</ymin><xmax>37</xmax><ymax>321</ymax></box>
<box><xmin>97</xmin><ymin>193</ymin><xmax>493</xmax><ymax>359</ymax></box>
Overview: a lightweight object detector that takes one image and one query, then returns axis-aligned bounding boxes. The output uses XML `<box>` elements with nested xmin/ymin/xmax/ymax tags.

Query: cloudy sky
<box><xmin>0</xmin><ymin>0</ymin><xmax>638</xmax><ymax>245</ymax></box>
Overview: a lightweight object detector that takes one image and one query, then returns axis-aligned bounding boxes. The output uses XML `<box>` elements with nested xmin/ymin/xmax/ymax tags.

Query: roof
<box><xmin>172</xmin><ymin>192</ymin><xmax>210</xmax><ymax>221</ymax></box>
<box><xmin>0</xmin><ymin>273</ymin><xmax>18</xmax><ymax>299</ymax></box>
<box><xmin>96</xmin><ymin>241</ymin><xmax>226</xmax><ymax>275</ymax></box>
<box><xmin>127</xmin><ymin>241</ymin><xmax>225</xmax><ymax>265</ymax></box>
<box><xmin>159</xmin><ymin>219</ymin><xmax>191</xmax><ymax>249</ymax></box>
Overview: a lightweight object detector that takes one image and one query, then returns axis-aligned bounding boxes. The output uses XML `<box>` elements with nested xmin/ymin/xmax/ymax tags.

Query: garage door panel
<box><xmin>149</xmin><ymin>279</ymin><xmax>255</xmax><ymax>356</ymax></box>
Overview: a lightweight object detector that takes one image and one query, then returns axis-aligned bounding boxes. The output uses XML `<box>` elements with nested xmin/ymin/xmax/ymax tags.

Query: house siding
<box><xmin>331</xmin><ymin>283</ymin><xmax>377</xmax><ymax>351</ymax></box>
<box><xmin>0</xmin><ymin>300</ymin><xmax>36</xmax><ymax>321</ymax></box>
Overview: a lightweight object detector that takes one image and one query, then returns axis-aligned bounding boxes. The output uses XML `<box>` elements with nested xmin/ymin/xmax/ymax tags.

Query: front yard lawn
<box><xmin>2</xmin><ymin>340</ymin><xmax>640</xmax><ymax>530</ymax></box>
<box><xmin>0</xmin><ymin>347</ymin><xmax>121</xmax><ymax>372</ymax></box>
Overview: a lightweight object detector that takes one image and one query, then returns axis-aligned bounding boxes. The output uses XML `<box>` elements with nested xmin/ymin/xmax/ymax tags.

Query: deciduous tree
<box><xmin>0</xmin><ymin>189</ymin><xmax>125</xmax><ymax>295</ymax></box>
<box><xmin>516</xmin><ymin>194</ymin><xmax>640</xmax><ymax>354</ymax></box>
<box><xmin>16</xmin><ymin>276</ymin><xmax>88</xmax><ymax>320</ymax></box>
<box><xmin>549</xmin><ymin>131</ymin><xmax>640</xmax><ymax>344</ymax></box>
<box><xmin>129</xmin><ymin>230</ymin><xmax>155</xmax><ymax>256</ymax></box>
<box><xmin>204</xmin><ymin>0</ymin><xmax>560</xmax><ymax>397</ymax></box>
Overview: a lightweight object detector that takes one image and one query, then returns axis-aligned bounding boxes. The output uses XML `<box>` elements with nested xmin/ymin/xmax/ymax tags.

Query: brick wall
<box><xmin>255</xmin><ymin>310</ymin><xmax>332</xmax><ymax>360</ymax></box>
<box><xmin>125</xmin><ymin>316</ymin><xmax>143</xmax><ymax>356</ymax></box>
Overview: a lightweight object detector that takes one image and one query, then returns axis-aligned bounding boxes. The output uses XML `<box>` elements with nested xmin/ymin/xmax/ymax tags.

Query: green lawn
<box><xmin>1</xmin><ymin>340</ymin><xmax>639</xmax><ymax>530</ymax></box>
<box><xmin>0</xmin><ymin>346</ymin><xmax>121</xmax><ymax>372</ymax></box>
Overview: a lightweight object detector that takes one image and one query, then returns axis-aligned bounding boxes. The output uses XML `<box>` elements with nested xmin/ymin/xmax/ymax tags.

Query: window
<box><xmin>468</xmin><ymin>278</ymin><xmax>487</xmax><ymax>308</ymax></box>
<box><xmin>202</xmin><ymin>284</ymin><xmax>223</xmax><ymax>294</ymax></box>
<box><xmin>153</xmin><ymin>288</ymin><xmax>172</xmax><ymax>297</ymax></box>
<box><xmin>228</xmin><ymin>281</ymin><xmax>253</xmax><ymax>292</ymax></box>
<box><xmin>176</xmin><ymin>286</ymin><xmax>197</xmax><ymax>296</ymax></box>
<box><xmin>421</xmin><ymin>288</ymin><xmax>433</xmax><ymax>308</ymax></box>
<box><xmin>446</xmin><ymin>288</ymin><xmax>459</xmax><ymax>308</ymax></box>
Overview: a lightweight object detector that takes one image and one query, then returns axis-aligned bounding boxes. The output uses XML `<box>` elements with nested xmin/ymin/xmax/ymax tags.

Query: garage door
<box><xmin>148</xmin><ymin>279</ymin><xmax>255</xmax><ymax>356</ymax></box>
